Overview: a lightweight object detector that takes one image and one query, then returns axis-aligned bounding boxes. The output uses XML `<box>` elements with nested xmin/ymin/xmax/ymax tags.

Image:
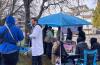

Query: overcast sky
<box><xmin>19</xmin><ymin>0</ymin><xmax>97</xmax><ymax>9</ymax></box>
<box><xmin>85</xmin><ymin>0</ymin><xmax>97</xmax><ymax>9</ymax></box>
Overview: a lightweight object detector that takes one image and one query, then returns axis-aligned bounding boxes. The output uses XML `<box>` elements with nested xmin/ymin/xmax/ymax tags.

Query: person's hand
<box><xmin>27</xmin><ymin>32</ymin><xmax>30</xmax><ymax>36</ymax></box>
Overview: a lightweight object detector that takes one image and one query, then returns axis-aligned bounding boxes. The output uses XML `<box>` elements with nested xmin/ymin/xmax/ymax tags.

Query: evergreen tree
<box><xmin>93</xmin><ymin>0</ymin><xmax>100</xmax><ymax>28</ymax></box>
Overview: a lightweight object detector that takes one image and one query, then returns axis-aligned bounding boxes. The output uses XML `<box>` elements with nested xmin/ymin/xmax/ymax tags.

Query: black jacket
<box><xmin>91</xmin><ymin>43</ymin><xmax>100</xmax><ymax>60</ymax></box>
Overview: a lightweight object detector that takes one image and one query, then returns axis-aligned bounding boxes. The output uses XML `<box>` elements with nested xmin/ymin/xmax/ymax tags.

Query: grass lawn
<box><xmin>17</xmin><ymin>55</ymin><xmax>52</xmax><ymax>65</ymax></box>
<box><xmin>97</xmin><ymin>61</ymin><xmax>100</xmax><ymax>65</ymax></box>
<box><xmin>17</xmin><ymin>39</ymin><xmax>100</xmax><ymax>65</ymax></box>
<box><xmin>17</xmin><ymin>54</ymin><xmax>100</xmax><ymax>65</ymax></box>
<box><xmin>17</xmin><ymin>54</ymin><xmax>32</xmax><ymax>65</ymax></box>
<box><xmin>17</xmin><ymin>39</ymin><xmax>52</xmax><ymax>65</ymax></box>
<box><xmin>17</xmin><ymin>39</ymin><xmax>32</xmax><ymax>65</ymax></box>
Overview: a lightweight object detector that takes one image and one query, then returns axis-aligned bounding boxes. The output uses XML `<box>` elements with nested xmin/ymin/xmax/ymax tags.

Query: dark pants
<box><xmin>43</xmin><ymin>41</ymin><xmax>47</xmax><ymax>55</ymax></box>
<box><xmin>46</xmin><ymin>42</ymin><xmax>53</xmax><ymax>59</ymax></box>
<box><xmin>0</xmin><ymin>51</ymin><xmax>19</xmax><ymax>65</ymax></box>
<box><xmin>0</xmin><ymin>53</ymin><xmax>2</xmax><ymax>65</ymax></box>
<box><xmin>32</xmin><ymin>56</ymin><xmax>42</xmax><ymax>65</ymax></box>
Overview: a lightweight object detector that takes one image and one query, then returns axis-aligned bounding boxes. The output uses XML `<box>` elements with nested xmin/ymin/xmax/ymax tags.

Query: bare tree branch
<box><xmin>0</xmin><ymin>0</ymin><xmax>9</xmax><ymax>13</ymax></box>
<box><xmin>11</xmin><ymin>4</ymin><xmax>24</xmax><ymax>15</ymax></box>
<box><xmin>44</xmin><ymin>1</ymin><xmax>64</xmax><ymax>10</ymax></box>
<box><xmin>37</xmin><ymin>0</ymin><xmax>68</xmax><ymax>19</ymax></box>
<box><xmin>10</xmin><ymin>0</ymin><xmax>17</xmax><ymax>15</ymax></box>
<box><xmin>37</xmin><ymin>0</ymin><xmax>48</xmax><ymax>19</ymax></box>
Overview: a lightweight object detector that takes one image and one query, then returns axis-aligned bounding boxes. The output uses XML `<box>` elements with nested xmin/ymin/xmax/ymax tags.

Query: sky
<box><xmin>19</xmin><ymin>0</ymin><xmax>97</xmax><ymax>10</ymax></box>
<box><xmin>68</xmin><ymin>0</ymin><xmax>97</xmax><ymax>9</ymax></box>
<box><xmin>85</xmin><ymin>0</ymin><xmax>97</xmax><ymax>9</ymax></box>
<box><xmin>17</xmin><ymin>0</ymin><xmax>97</xmax><ymax>18</ymax></box>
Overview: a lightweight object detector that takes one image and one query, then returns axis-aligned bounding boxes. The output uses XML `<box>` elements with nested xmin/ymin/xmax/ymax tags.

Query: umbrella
<box><xmin>38</xmin><ymin>12</ymin><xmax>91</xmax><ymax>27</ymax></box>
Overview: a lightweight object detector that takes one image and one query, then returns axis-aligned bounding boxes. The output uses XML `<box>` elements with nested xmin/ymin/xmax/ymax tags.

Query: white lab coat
<box><xmin>29</xmin><ymin>25</ymin><xmax>44</xmax><ymax>56</ymax></box>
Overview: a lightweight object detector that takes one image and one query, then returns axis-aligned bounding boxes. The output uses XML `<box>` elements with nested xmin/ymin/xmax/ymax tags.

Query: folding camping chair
<box><xmin>76</xmin><ymin>49</ymin><xmax>97</xmax><ymax>65</ymax></box>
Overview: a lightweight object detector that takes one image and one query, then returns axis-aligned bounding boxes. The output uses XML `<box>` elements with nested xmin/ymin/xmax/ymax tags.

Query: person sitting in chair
<box><xmin>90</xmin><ymin>37</ymin><xmax>100</xmax><ymax>60</ymax></box>
<box><xmin>76</xmin><ymin>37</ymin><xmax>89</xmax><ymax>58</ymax></box>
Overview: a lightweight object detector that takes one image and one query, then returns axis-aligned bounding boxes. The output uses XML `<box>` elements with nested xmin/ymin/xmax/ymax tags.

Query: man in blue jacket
<box><xmin>0</xmin><ymin>16</ymin><xmax>24</xmax><ymax>65</ymax></box>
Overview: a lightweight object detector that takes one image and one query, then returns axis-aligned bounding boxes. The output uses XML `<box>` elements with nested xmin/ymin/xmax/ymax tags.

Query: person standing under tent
<box><xmin>43</xmin><ymin>25</ymin><xmax>48</xmax><ymax>55</ymax></box>
<box><xmin>77</xmin><ymin>26</ymin><xmax>86</xmax><ymax>43</ymax></box>
<box><xmin>45</xmin><ymin>26</ymin><xmax>54</xmax><ymax>59</ymax></box>
<box><xmin>66</xmin><ymin>28</ymin><xmax>73</xmax><ymax>40</ymax></box>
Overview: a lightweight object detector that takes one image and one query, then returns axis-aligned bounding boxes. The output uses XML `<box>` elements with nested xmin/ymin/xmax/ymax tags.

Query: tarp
<box><xmin>38</xmin><ymin>12</ymin><xmax>91</xmax><ymax>27</ymax></box>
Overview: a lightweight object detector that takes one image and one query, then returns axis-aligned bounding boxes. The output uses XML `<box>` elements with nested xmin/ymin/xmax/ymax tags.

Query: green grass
<box><xmin>97</xmin><ymin>61</ymin><xmax>100</xmax><ymax>65</ymax></box>
<box><xmin>17</xmin><ymin>39</ymin><xmax>25</xmax><ymax>46</ymax></box>
<box><xmin>42</xmin><ymin>56</ymin><xmax>53</xmax><ymax>65</ymax></box>
<box><xmin>17</xmin><ymin>55</ymin><xmax>52</xmax><ymax>65</ymax></box>
<box><xmin>17</xmin><ymin>39</ymin><xmax>32</xmax><ymax>65</ymax></box>
<box><xmin>17</xmin><ymin>54</ymin><xmax>100</xmax><ymax>65</ymax></box>
<box><xmin>17</xmin><ymin>39</ymin><xmax>100</xmax><ymax>65</ymax></box>
<box><xmin>17</xmin><ymin>54</ymin><xmax>32</xmax><ymax>65</ymax></box>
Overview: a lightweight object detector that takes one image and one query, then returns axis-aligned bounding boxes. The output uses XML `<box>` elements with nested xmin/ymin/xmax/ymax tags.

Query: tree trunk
<box><xmin>23</xmin><ymin>0</ymin><xmax>31</xmax><ymax>46</ymax></box>
<box><xmin>0</xmin><ymin>0</ymin><xmax>2</xmax><ymax>19</ymax></box>
<box><xmin>23</xmin><ymin>0</ymin><xmax>47</xmax><ymax>46</ymax></box>
<box><xmin>10</xmin><ymin>0</ymin><xmax>17</xmax><ymax>15</ymax></box>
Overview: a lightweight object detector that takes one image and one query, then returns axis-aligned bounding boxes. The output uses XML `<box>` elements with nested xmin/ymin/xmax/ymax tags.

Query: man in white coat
<box><xmin>29</xmin><ymin>17</ymin><xmax>44</xmax><ymax>65</ymax></box>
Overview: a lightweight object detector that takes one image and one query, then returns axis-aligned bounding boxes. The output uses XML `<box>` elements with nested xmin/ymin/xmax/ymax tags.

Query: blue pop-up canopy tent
<box><xmin>38</xmin><ymin>12</ymin><xmax>91</xmax><ymax>27</ymax></box>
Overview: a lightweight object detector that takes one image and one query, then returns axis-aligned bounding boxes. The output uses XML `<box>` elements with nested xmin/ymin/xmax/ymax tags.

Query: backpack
<box><xmin>0</xmin><ymin>28</ymin><xmax>8</xmax><ymax>44</ymax></box>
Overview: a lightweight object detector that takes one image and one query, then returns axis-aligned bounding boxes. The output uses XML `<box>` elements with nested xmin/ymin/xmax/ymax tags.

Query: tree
<box><xmin>0</xmin><ymin>0</ymin><xmax>25</xmax><ymax>27</ymax></box>
<box><xmin>93</xmin><ymin>0</ymin><xmax>100</xmax><ymax>28</ymax></box>
<box><xmin>23</xmin><ymin>0</ymin><xmax>34</xmax><ymax>45</ymax></box>
<box><xmin>22</xmin><ymin>0</ymin><xmax>88</xmax><ymax>45</ymax></box>
<box><xmin>0</xmin><ymin>0</ymin><xmax>87</xmax><ymax>45</ymax></box>
<box><xmin>0</xmin><ymin>0</ymin><xmax>9</xmax><ymax>18</ymax></box>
